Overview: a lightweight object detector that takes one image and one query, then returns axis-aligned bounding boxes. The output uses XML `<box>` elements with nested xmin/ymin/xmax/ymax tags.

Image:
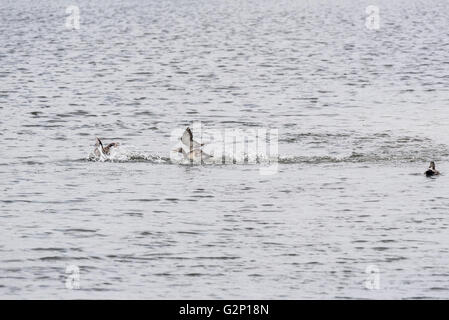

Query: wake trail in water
<box><xmin>84</xmin><ymin>131</ymin><xmax>449</xmax><ymax>165</ymax></box>
<box><xmin>86</xmin><ymin>146</ymin><xmax>449</xmax><ymax>166</ymax></box>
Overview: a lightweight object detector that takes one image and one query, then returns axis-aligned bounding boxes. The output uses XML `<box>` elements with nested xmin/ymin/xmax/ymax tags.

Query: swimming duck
<box><xmin>94</xmin><ymin>137</ymin><xmax>119</xmax><ymax>158</ymax></box>
<box><xmin>425</xmin><ymin>161</ymin><xmax>440</xmax><ymax>177</ymax></box>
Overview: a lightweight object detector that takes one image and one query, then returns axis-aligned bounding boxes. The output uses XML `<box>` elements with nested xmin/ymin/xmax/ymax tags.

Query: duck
<box><xmin>94</xmin><ymin>137</ymin><xmax>119</xmax><ymax>158</ymax></box>
<box><xmin>425</xmin><ymin>161</ymin><xmax>440</xmax><ymax>177</ymax></box>
<box><xmin>175</xmin><ymin>127</ymin><xmax>211</xmax><ymax>161</ymax></box>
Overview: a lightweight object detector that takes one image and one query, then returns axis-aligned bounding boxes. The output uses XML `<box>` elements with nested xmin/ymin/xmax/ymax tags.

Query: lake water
<box><xmin>1</xmin><ymin>0</ymin><xmax>449</xmax><ymax>299</ymax></box>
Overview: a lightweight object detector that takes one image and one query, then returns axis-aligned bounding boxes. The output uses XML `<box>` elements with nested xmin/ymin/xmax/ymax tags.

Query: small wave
<box><xmin>279</xmin><ymin>132</ymin><xmax>449</xmax><ymax>164</ymax></box>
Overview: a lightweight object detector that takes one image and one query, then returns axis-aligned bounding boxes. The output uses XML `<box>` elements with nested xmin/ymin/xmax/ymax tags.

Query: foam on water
<box><xmin>87</xmin><ymin>145</ymin><xmax>170</xmax><ymax>163</ymax></box>
<box><xmin>86</xmin><ymin>132</ymin><xmax>449</xmax><ymax>165</ymax></box>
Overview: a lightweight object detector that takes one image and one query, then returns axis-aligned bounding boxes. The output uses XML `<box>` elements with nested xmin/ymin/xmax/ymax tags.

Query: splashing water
<box><xmin>88</xmin><ymin>144</ymin><xmax>170</xmax><ymax>164</ymax></box>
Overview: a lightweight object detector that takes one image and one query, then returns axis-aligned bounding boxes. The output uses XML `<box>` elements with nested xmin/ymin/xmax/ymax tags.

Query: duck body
<box><xmin>425</xmin><ymin>161</ymin><xmax>440</xmax><ymax>177</ymax></box>
<box><xmin>94</xmin><ymin>137</ymin><xmax>119</xmax><ymax>158</ymax></box>
<box><xmin>175</xmin><ymin>127</ymin><xmax>211</xmax><ymax>162</ymax></box>
<box><xmin>425</xmin><ymin>169</ymin><xmax>438</xmax><ymax>177</ymax></box>
<box><xmin>175</xmin><ymin>147</ymin><xmax>212</xmax><ymax>161</ymax></box>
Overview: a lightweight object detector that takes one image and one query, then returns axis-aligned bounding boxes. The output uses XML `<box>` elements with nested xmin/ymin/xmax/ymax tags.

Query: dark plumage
<box><xmin>425</xmin><ymin>161</ymin><xmax>440</xmax><ymax>177</ymax></box>
<box><xmin>94</xmin><ymin>137</ymin><xmax>118</xmax><ymax>157</ymax></box>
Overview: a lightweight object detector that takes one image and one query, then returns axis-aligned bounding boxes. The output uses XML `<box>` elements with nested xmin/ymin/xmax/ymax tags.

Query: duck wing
<box><xmin>180</xmin><ymin>128</ymin><xmax>192</xmax><ymax>147</ymax></box>
<box><xmin>96</xmin><ymin>137</ymin><xmax>104</xmax><ymax>148</ymax></box>
<box><xmin>180</xmin><ymin>128</ymin><xmax>204</xmax><ymax>149</ymax></box>
<box><xmin>200</xmin><ymin>151</ymin><xmax>212</xmax><ymax>159</ymax></box>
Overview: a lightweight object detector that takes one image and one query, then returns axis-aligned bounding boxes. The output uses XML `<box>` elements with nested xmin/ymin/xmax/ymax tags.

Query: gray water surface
<box><xmin>1</xmin><ymin>0</ymin><xmax>449</xmax><ymax>299</ymax></box>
